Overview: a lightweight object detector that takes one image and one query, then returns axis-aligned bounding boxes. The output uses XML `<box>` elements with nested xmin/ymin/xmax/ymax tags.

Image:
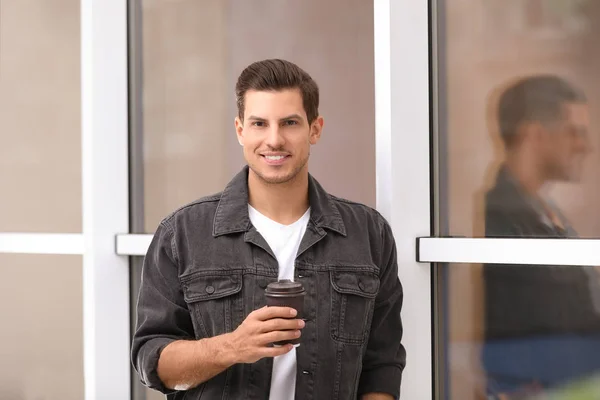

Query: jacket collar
<box><xmin>490</xmin><ymin>165</ymin><xmax>575</xmax><ymax>235</ymax></box>
<box><xmin>213</xmin><ymin>166</ymin><xmax>346</xmax><ymax>237</ymax></box>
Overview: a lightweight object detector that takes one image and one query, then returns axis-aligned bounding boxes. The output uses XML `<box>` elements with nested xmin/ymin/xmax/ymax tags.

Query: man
<box><xmin>132</xmin><ymin>59</ymin><xmax>405</xmax><ymax>400</ymax></box>
<box><xmin>482</xmin><ymin>75</ymin><xmax>600</xmax><ymax>398</ymax></box>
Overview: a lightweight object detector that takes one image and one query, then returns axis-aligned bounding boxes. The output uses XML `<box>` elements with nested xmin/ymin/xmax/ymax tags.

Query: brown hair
<box><xmin>235</xmin><ymin>59</ymin><xmax>320</xmax><ymax>123</ymax></box>
<box><xmin>498</xmin><ymin>75</ymin><xmax>587</xmax><ymax>148</ymax></box>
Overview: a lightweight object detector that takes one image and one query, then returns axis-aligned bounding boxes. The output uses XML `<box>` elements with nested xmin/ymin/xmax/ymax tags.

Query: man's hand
<box><xmin>361</xmin><ymin>393</ymin><xmax>394</xmax><ymax>400</ymax></box>
<box><xmin>226</xmin><ymin>306</ymin><xmax>305</xmax><ymax>364</ymax></box>
<box><xmin>157</xmin><ymin>306</ymin><xmax>304</xmax><ymax>390</ymax></box>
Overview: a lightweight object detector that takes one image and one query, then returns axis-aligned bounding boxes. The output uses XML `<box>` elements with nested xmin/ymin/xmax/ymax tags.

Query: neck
<box><xmin>247</xmin><ymin>169</ymin><xmax>310</xmax><ymax>225</ymax></box>
<box><xmin>504</xmin><ymin>149</ymin><xmax>547</xmax><ymax>195</ymax></box>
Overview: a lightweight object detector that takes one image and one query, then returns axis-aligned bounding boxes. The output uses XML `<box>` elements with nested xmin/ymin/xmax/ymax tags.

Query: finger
<box><xmin>259</xmin><ymin>330</ymin><xmax>301</xmax><ymax>345</ymax></box>
<box><xmin>259</xmin><ymin>344</ymin><xmax>295</xmax><ymax>358</ymax></box>
<box><xmin>251</xmin><ymin>306</ymin><xmax>297</xmax><ymax>321</ymax></box>
<box><xmin>259</xmin><ymin>318</ymin><xmax>305</xmax><ymax>333</ymax></box>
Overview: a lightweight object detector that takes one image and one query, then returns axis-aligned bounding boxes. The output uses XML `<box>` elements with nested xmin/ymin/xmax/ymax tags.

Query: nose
<box><xmin>264</xmin><ymin>125</ymin><xmax>285</xmax><ymax>148</ymax></box>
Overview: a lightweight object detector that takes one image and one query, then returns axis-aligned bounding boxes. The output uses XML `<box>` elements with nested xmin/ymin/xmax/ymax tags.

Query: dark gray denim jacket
<box><xmin>131</xmin><ymin>167</ymin><xmax>405</xmax><ymax>399</ymax></box>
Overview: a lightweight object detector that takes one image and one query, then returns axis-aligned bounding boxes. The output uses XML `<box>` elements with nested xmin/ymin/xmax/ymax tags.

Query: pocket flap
<box><xmin>181</xmin><ymin>273</ymin><xmax>242</xmax><ymax>302</ymax></box>
<box><xmin>330</xmin><ymin>271</ymin><xmax>379</xmax><ymax>298</ymax></box>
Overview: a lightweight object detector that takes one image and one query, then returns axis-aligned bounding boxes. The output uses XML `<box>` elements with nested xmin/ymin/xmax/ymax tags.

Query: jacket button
<box><xmin>205</xmin><ymin>285</ymin><xmax>215</xmax><ymax>294</ymax></box>
<box><xmin>302</xmin><ymin>370</ymin><xmax>311</xmax><ymax>375</ymax></box>
<box><xmin>358</xmin><ymin>281</ymin><xmax>366</xmax><ymax>292</ymax></box>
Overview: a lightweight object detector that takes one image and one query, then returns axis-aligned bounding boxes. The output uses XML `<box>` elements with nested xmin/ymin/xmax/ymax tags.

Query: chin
<box><xmin>263</xmin><ymin>177</ymin><xmax>293</xmax><ymax>185</ymax></box>
<box><xmin>560</xmin><ymin>170</ymin><xmax>582</xmax><ymax>183</ymax></box>
<box><xmin>252</xmin><ymin>168</ymin><xmax>296</xmax><ymax>185</ymax></box>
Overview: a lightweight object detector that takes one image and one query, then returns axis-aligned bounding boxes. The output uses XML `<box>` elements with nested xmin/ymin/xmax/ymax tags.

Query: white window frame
<box><xmin>81</xmin><ymin>0</ymin><xmax>131</xmax><ymax>399</ymax></box>
<box><xmin>418</xmin><ymin>237</ymin><xmax>600</xmax><ymax>266</ymax></box>
<box><xmin>0</xmin><ymin>233</ymin><xmax>84</xmax><ymax>254</ymax></box>
<box><xmin>375</xmin><ymin>0</ymin><xmax>433</xmax><ymax>398</ymax></box>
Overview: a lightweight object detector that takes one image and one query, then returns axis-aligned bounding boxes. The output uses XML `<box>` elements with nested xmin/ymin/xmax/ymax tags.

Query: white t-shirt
<box><xmin>248</xmin><ymin>205</ymin><xmax>310</xmax><ymax>400</ymax></box>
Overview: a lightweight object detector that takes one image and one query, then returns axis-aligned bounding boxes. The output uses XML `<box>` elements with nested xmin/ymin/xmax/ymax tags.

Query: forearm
<box><xmin>361</xmin><ymin>393</ymin><xmax>394</xmax><ymax>400</ymax></box>
<box><xmin>157</xmin><ymin>333</ymin><xmax>237</xmax><ymax>390</ymax></box>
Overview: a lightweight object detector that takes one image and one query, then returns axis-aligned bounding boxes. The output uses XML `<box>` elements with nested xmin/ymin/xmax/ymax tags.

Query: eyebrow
<box><xmin>247</xmin><ymin>114</ymin><xmax>303</xmax><ymax>122</ymax></box>
<box><xmin>279</xmin><ymin>114</ymin><xmax>303</xmax><ymax>122</ymax></box>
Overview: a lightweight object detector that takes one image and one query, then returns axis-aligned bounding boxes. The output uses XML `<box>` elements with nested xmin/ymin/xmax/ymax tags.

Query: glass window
<box><xmin>434</xmin><ymin>2</ymin><xmax>600</xmax><ymax>398</ymax></box>
<box><xmin>437</xmin><ymin>261</ymin><xmax>600</xmax><ymax>399</ymax></box>
<box><xmin>135</xmin><ymin>2</ymin><xmax>376</xmax><ymax>397</ymax></box>
<box><xmin>0</xmin><ymin>254</ymin><xmax>83</xmax><ymax>399</ymax></box>
<box><xmin>436</xmin><ymin>0</ymin><xmax>600</xmax><ymax>239</ymax></box>
<box><xmin>139</xmin><ymin>0</ymin><xmax>376</xmax><ymax>232</ymax></box>
<box><xmin>0</xmin><ymin>1</ymin><xmax>81</xmax><ymax>233</ymax></box>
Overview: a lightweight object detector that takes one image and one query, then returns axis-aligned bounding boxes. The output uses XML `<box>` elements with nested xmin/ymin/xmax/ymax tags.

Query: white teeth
<box><xmin>265</xmin><ymin>155</ymin><xmax>285</xmax><ymax>161</ymax></box>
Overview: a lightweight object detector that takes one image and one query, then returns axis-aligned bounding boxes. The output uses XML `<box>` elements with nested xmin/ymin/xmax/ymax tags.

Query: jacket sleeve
<box><xmin>357</xmin><ymin>219</ymin><xmax>406</xmax><ymax>399</ymax></box>
<box><xmin>130</xmin><ymin>220</ymin><xmax>195</xmax><ymax>394</ymax></box>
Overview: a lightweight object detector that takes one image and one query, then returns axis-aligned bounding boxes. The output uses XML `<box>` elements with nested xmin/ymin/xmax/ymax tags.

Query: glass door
<box><xmin>121</xmin><ymin>1</ymin><xmax>434</xmax><ymax>399</ymax></box>
<box><xmin>124</xmin><ymin>0</ymin><xmax>394</xmax><ymax>399</ymax></box>
<box><xmin>424</xmin><ymin>0</ymin><xmax>600</xmax><ymax>399</ymax></box>
<box><xmin>122</xmin><ymin>0</ymin><xmax>437</xmax><ymax>398</ymax></box>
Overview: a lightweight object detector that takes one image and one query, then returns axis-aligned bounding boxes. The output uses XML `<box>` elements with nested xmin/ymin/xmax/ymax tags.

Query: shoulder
<box><xmin>160</xmin><ymin>192</ymin><xmax>222</xmax><ymax>228</ymax></box>
<box><xmin>329</xmin><ymin>195</ymin><xmax>390</xmax><ymax>230</ymax></box>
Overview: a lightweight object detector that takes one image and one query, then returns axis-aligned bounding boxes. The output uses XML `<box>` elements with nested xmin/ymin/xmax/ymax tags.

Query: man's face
<box><xmin>235</xmin><ymin>88</ymin><xmax>323</xmax><ymax>185</ymax></box>
<box><xmin>542</xmin><ymin>102</ymin><xmax>592</xmax><ymax>182</ymax></box>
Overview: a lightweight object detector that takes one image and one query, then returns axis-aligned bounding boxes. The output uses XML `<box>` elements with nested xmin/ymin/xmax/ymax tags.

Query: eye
<box><xmin>251</xmin><ymin>121</ymin><xmax>266</xmax><ymax>127</ymax></box>
<box><xmin>283</xmin><ymin>120</ymin><xmax>298</xmax><ymax>126</ymax></box>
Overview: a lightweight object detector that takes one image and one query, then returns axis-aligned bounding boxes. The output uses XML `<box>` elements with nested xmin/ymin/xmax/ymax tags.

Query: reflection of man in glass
<box><xmin>483</xmin><ymin>75</ymin><xmax>600</xmax><ymax>398</ymax></box>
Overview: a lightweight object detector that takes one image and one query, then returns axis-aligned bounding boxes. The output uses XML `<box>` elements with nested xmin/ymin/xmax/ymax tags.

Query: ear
<box><xmin>235</xmin><ymin>116</ymin><xmax>244</xmax><ymax>146</ymax></box>
<box><xmin>309</xmin><ymin>116</ymin><xmax>324</xmax><ymax>145</ymax></box>
<box><xmin>525</xmin><ymin>121</ymin><xmax>547</xmax><ymax>145</ymax></box>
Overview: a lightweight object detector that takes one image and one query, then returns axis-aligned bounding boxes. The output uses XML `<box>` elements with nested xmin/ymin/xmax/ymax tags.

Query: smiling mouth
<box><xmin>260</xmin><ymin>154</ymin><xmax>290</xmax><ymax>165</ymax></box>
<box><xmin>263</xmin><ymin>155</ymin><xmax>287</xmax><ymax>161</ymax></box>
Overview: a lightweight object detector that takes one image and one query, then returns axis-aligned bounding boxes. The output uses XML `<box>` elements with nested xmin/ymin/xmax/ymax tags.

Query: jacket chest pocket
<box><xmin>181</xmin><ymin>272</ymin><xmax>243</xmax><ymax>338</ymax></box>
<box><xmin>330</xmin><ymin>271</ymin><xmax>380</xmax><ymax>345</ymax></box>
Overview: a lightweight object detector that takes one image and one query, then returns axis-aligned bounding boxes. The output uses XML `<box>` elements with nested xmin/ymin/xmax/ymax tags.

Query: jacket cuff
<box><xmin>357</xmin><ymin>365</ymin><xmax>403</xmax><ymax>399</ymax></box>
<box><xmin>135</xmin><ymin>337</ymin><xmax>178</xmax><ymax>394</ymax></box>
